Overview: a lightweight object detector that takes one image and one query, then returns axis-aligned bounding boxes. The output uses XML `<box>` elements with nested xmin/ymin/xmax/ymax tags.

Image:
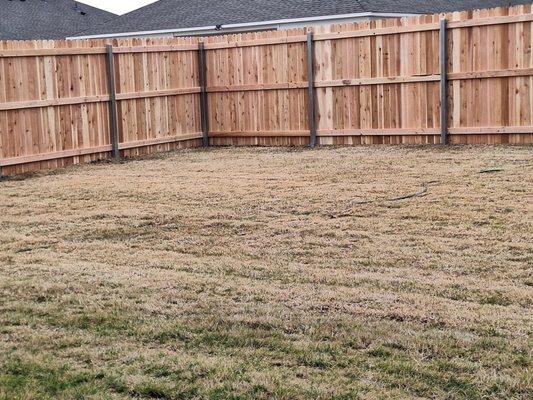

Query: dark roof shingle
<box><xmin>79</xmin><ymin>0</ymin><xmax>532</xmax><ymax>37</ymax></box>
<box><xmin>0</xmin><ymin>0</ymin><xmax>115</xmax><ymax>40</ymax></box>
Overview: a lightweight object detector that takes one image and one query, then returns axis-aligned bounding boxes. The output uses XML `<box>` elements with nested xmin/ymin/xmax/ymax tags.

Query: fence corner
<box><xmin>198</xmin><ymin>42</ymin><xmax>210</xmax><ymax>148</ymax></box>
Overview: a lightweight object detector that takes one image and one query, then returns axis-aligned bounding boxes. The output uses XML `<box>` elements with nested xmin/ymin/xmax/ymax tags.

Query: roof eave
<box><xmin>67</xmin><ymin>12</ymin><xmax>421</xmax><ymax>39</ymax></box>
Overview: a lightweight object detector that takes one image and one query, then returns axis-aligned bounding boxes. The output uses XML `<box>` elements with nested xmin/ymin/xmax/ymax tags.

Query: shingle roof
<box><xmin>360</xmin><ymin>1</ymin><xmax>529</xmax><ymax>15</ymax></box>
<box><xmin>0</xmin><ymin>0</ymin><xmax>115</xmax><ymax>40</ymax></box>
<box><xmin>77</xmin><ymin>0</ymin><xmax>532</xmax><ymax>37</ymax></box>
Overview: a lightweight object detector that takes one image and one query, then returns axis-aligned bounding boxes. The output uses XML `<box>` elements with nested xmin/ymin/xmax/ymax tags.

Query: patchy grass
<box><xmin>0</xmin><ymin>145</ymin><xmax>532</xmax><ymax>399</ymax></box>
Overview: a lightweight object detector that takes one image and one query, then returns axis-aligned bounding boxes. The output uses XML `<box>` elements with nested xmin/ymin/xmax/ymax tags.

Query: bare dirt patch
<box><xmin>1</xmin><ymin>146</ymin><xmax>532</xmax><ymax>399</ymax></box>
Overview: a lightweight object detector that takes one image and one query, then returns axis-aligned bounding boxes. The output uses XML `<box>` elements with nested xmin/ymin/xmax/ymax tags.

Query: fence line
<box><xmin>1</xmin><ymin>4</ymin><xmax>533</xmax><ymax>176</ymax></box>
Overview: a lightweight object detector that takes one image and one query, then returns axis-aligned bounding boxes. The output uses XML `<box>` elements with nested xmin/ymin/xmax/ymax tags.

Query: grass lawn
<box><xmin>0</xmin><ymin>145</ymin><xmax>532</xmax><ymax>399</ymax></box>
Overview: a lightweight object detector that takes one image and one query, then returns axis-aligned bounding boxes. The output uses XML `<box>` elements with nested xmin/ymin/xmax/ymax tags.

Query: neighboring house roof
<box><xmin>0</xmin><ymin>0</ymin><xmax>115</xmax><ymax>40</ymax></box>
<box><xmin>360</xmin><ymin>0</ymin><xmax>529</xmax><ymax>14</ymax></box>
<box><xmin>73</xmin><ymin>0</ymin><xmax>532</xmax><ymax>38</ymax></box>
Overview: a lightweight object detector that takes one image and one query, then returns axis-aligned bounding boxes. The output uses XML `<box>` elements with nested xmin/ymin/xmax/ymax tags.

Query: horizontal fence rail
<box><xmin>1</xmin><ymin>4</ymin><xmax>533</xmax><ymax>176</ymax></box>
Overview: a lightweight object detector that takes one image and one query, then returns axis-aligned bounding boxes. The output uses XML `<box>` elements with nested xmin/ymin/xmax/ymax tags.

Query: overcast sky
<box><xmin>78</xmin><ymin>0</ymin><xmax>159</xmax><ymax>15</ymax></box>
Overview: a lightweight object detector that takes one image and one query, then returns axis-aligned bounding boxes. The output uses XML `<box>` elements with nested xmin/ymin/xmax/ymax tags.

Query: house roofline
<box><xmin>68</xmin><ymin>12</ymin><xmax>420</xmax><ymax>39</ymax></box>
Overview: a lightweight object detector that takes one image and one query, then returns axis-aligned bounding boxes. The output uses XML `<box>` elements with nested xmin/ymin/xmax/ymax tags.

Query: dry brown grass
<box><xmin>0</xmin><ymin>145</ymin><xmax>532</xmax><ymax>399</ymax></box>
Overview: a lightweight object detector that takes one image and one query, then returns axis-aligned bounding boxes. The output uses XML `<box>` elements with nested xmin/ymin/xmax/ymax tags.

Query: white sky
<box><xmin>78</xmin><ymin>0</ymin><xmax>160</xmax><ymax>15</ymax></box>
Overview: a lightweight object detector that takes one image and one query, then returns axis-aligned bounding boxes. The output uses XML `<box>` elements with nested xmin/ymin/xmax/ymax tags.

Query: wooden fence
<box><xmin>1</xmin><ymin>4</ymin><xmax>532</xmax><ymax>176</ymax></box>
